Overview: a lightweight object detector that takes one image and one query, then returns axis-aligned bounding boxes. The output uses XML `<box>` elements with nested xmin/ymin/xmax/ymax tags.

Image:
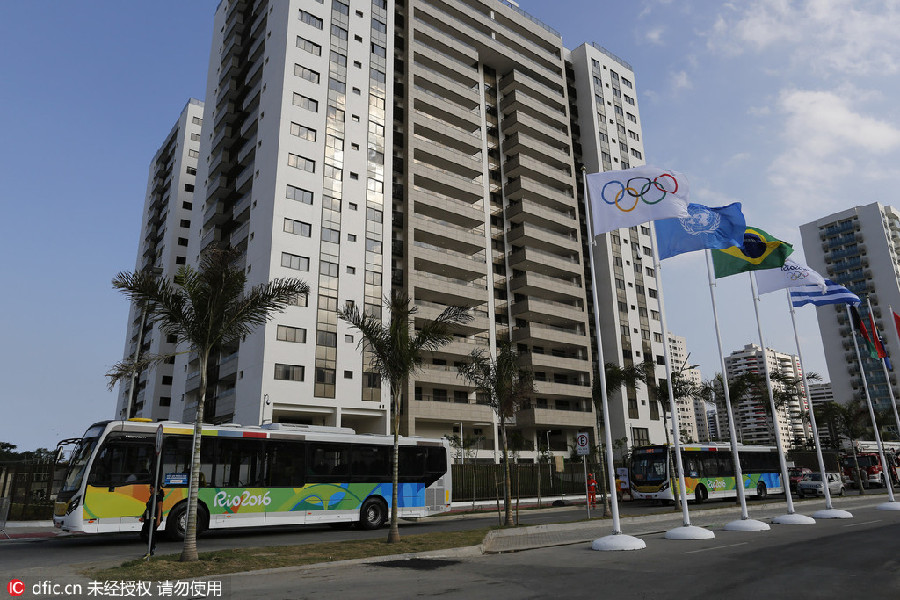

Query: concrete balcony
<box><xmin>203</xmin><ymin>200</ymin><xmax>229</xmax><ymax>230</ymax></box>
<box><xmin>412</xmin><ymin>272</ymin><xmax>490</xmax><ymax>306</ymax></box>
<box><xmin>511</xmin><ymin>297</ymin><xmax>585</xmax><ymax>326</ymax></box>
<box><xmin>411</xmin><ymin>186</ymin><xmax>484</xmax><ymax>229</ymax></box>
<box><xmin>506</xmin><ymin>197</ymin><xmax>577</xmax><ymax>233</ymax></box>
<box><xmin>523</xmin><ymin>351</ymin><xmax>589</xmax><ymax>373</ymax></box>
<box><xmin>516</xmin><ymin>407</ymin><xmax>594</xmax><ymax>429</ymax></box>
<box><xmin>501</xmin><ymin>111</ymin><xmax>570</xmax><ymax>151</ymax></box>
<box><xmin>505</xmin><ymin>176</ymin><xmax>575</xmax><ymax>213</ymax></box>
<box><xmin>501</xmin><ymin>89</ymin><xmax>569</xmax><ymax>132</ymax></box>
<box><xmin>499</xmin><ymin>69</ymin><xmax>566</xmax><ymax>114</ymax></box>
<box><xmin>533</xmin><ymin>379</ymin><xmax>592</xmax><ymax>399</ymax></box>
<box><xmin>511</xmin><ymin>323</ymin><xmax>589</xmax><ymax>350</ymax></box>
<box><xmin>507</xmin><ymin>221</ymin><xmax>579</xmax><ymax>254</ymax></box>
<box><xmin>510</xmin><ymin>271</ymin><xmax>584</xmax><ymax>302</ymax></box>
<box><xmin>412</xmin><ymin>89</ymin><xmax>481</xmax><ymax>131</ymax></box>
<box><xmin>230</xmin><ymin>220</ymin><xmax>250</xmax><ymax>249</ymax></box>
<box><xmin>503</xmin><ymin>131</ymin><xmax>571</xmax><ymax>172</ymax></box>
<box><xmin>412</xmin><ymin>137</ymin><xmax>482</xmax><ymax>180</ymax></box>
<box><xmin>411</xmin><ymin>18</ymin><xmax>477</xmax><ymax>65</ymax></box>
<box><xmin>412</xmin><ymin>65</ymin><xmax>479</xmax><ymax>111</ymax></box>
<box><xmin>412</xmin><ymin>216</ymin><xmax>485</xmax><ymax>254</ymax></box>
<box><xmin>411</xmin><ymin>162</ymin><xmax>483</xmax><ymax>203</ymax></box>
<box><xmin>508</xmin><ymin>246</ymin><xmax>581</xmax><ymax>278</ymax></box>
<box><xmin>412</xmin><ymin>112</ymin><xmax>482</xmax><ymax>154</ymax></box>
<box><xmin>413</xmin><ymin>244</ymin><xmax>488</xmax><ymax>281</ymax></box>
<box><xmin>503</xmin><ymin>154</ymin><xmax>571</xmax><ymax>190</ymax></box>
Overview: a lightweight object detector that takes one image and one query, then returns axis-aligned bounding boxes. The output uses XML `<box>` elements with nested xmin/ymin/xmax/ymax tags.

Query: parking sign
<box><xmin>575</xmin><ymin>432</ymin><xmax>590</xmax><ymax>456</ymax></box>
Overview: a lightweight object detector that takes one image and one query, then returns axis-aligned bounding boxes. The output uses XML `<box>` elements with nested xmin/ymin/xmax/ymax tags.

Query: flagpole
<box><xmin>582</xmin><ymin>169</ymin><xmax>646</xmax><ymax>552</ymax></box>
<box><xmin>749</xmin><ymin>273</ymin><xmax>815</xmax><ymax>524</ymax></box>
<box><xmin>889</xmin><ymin>305</ymin><xmax>900</xmax><ymax>441</ymax></box>
<box><xmin>872</xmin><ymin>300</ymin><xmax>900</xmax><ymax>456</ymax></box>
<box><xmin>705</xmin><ymin>251</ymin><xmax>768</xmax><ymax>530</ymax></box>
<box><xmin>845</xmin><ymin>303</ymin><xmax>900</xmax><ymax>509</ymax></box>
<box><xmin>651</xmin><ymin>229</ymin><xmax>714</xmax><ymax>540</ymax></box>
<box><xmin>787</xmin><ymin>288</ymin><xmax>851</xmax><ymax>518</ymax></box>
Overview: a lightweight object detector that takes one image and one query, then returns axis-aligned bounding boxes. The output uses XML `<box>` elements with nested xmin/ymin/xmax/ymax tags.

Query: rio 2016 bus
<box><xmin>54</xmin><ymin>419</ymin><xmax>452</xmax><ymax>538</ymax></box>
<box><xmin>629</xmin><ymin>443</ymin><xmax>783</xmax><ymax>503</ymax></box>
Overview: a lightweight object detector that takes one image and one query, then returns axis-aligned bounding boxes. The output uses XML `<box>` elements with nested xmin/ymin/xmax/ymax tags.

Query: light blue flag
<box><xmin>654</xmin><ymin>202</ymin><xmax>746</xmax><ymax>260</ymax></box>
<box><xmin>790</xmin><ymin>279</ymin><xmax>860</xmax><ymax>307</ymax></box>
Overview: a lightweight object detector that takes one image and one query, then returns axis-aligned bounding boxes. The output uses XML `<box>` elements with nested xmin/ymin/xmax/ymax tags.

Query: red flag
<box><xmin>869</xmin><ymin>313</ymin><xmax>887</xmax><ymax>359</ymax></box>
<box><xmin>894</xmin><ymin>309</ymin><xmax>900</xmax><ymax>342</ymax></box>
<box><xmin>851</xmin><ymin>305</ymin><xmax>878</xmax><ymax>359</ymax></box>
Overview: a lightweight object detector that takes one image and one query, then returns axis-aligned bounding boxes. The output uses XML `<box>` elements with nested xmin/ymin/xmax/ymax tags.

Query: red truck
<box><xmin>841</xmin><ymin>452</ymin><xmax>898</xmax><ymax>488</ymax></box>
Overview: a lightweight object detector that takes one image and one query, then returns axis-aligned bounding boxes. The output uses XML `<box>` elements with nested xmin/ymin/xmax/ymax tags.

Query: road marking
<box><xmin>686</xmin><ymin>542</ymin><xmax>748</xmax><ymax>554</ymax></box>
<box><xmin>843</xmin><ymin>520</ymin><xmax>882</xmax><ymax>527</ymax></box>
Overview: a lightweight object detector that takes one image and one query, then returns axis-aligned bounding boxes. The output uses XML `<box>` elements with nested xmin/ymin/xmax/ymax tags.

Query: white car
<box><xmin>796</xmin><ymin>472</ymin><xmax>844</xmax><ymax>498</ymax></box>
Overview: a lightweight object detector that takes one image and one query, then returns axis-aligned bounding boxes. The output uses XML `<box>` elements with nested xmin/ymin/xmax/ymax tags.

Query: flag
<box><xmin>586</xmin><ymin>165</ymin><xmax>691</xmax><ymax>236</ymax></box>
<box><xmin>850</xmin><ymin>305</ymin><xmax>878</xmax><ymax>359</ymax></box>
<box><xmin>712</xmin><ymin>226</ymin><xmax>793</xmax><ymax>279</ymax></box>
<box><xmin>654</xmin><ymin>202</ymin><xmax>746</xmax><ymax>260</ymax></box>
<box><xmin>790</xmin><ymin>279</ymin><xmax>860</xmax><ymax>307</ymax></box>
<box><xmin>755</xmin><ymin>258</ymin><xmax>827</xmax><ymax>295</ymax></box>
<box><xmin>868</xmin><ymin>311</ymin><xmax>892</xmax><ymax>370</ymax></box>
<box><xmin>893</xmin><ymin>309</ymin><xmax>900</xmax><ymax>346</ymax></box>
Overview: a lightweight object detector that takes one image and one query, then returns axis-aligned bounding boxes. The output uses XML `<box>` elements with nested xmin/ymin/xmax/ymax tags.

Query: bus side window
<box><xmin>683</xmin><ymin>455</ymin><xmax>701</xmax><ymax>478</ymax></box>
<box><xmin>399</xmin><ymin>447</ymin><xmax>427</xmax><ymax>482</ymax></box>
<box><xmin>87</xmin><ymin>446</ymin><xmax>113</xmax><ymax>487</ymax></box>
<box><xmin>216</xmin><ymin>439</ymin><xmax>264</xmax><ymax>488</ymax></box>
<box><xmin>267</xmin><ymin>441</ymin><xmax>305</xmax><ymax>487</ymax></box>
<box><xmin>702</xmin><ymin>455</ymin><xmax>721</xmax><ymax>478</ymax></box>
<box><xmin>307</xmin><ymin>444</ymin><xmax>350</xmax><ymax>481</ymax></box>
<box><xmin>350</xmin><ymin>445</ymin><xmax>390</xmax><ymax>482</ymax></box>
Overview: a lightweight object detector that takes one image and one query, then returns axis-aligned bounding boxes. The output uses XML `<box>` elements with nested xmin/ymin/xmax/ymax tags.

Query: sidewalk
<box><xmin>1</xmin><ymin>520</ymin><xmax>62</xmax><ymax>540</ymax></box>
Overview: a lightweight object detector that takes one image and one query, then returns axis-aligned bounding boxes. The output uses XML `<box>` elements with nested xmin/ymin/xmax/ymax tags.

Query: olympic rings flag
<box><xmin>754</xmin><ymin>257</ymin><xmax>827</xmax><ymax>295</ymax></box>
<box><xmin>585</xmin><ymin>165</ymin><xmax>691</xmax><ymax>236</ymax></box>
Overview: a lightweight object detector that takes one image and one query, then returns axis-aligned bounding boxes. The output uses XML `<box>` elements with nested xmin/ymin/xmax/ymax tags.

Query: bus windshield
<box><xmin>60</xmin><ymin>425</ymin><xmax>105</xmax><ymax>494</ymax></box>
<box><xmin>631</xmin><ymin>449</ymin><xmax>668</xmax><ymax>485</ymax></box>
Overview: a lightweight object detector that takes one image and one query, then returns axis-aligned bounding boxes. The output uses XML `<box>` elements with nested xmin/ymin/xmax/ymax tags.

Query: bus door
<box><xmin>85</xmin><ymin>438</ymin><xmax>155</xmax><ymax>531</ymax></box>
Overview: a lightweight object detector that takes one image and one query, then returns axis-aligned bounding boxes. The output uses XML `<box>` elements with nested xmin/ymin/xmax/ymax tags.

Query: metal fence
<box><xmin>0</xmin><ymin>459</ymin><xmax>63</xmax><ymax>521</ymax></box>
<box><xmin>451</xmin><ymin>462</ymin><xmax>604</xmax><ymax>502</ymax></box>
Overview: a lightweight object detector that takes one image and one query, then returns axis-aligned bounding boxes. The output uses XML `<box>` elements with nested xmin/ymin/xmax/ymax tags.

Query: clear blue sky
<box><xmin>4</xmin><ymin>1</ymin><xmax>899</xmax><ymax>451</ymax></box>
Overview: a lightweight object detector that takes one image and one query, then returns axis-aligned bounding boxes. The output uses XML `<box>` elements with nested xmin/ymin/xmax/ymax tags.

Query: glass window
<box><xmin>299</xmin><ymin>10</ymin><xmax>324</xmax><ymax>29</ymax></box>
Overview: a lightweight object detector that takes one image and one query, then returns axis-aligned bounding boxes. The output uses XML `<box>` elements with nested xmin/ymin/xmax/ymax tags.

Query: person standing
<box><xmin>139</xmin><ymin>483</ymin><xmax>164</xmax><ymax>557</ymax></box>
<box><xmin>587</xmin><ymin>473</ymin><xmax>598</xmax><ymax>508</ymax></box>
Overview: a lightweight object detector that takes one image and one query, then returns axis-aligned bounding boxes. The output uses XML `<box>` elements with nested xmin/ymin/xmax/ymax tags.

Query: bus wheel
<box><xmin>165</xmin><ymin>503</ymin><xmax>208</xmax><ymax>541</ymax></box>
<box><xmin>359</xmin><ymin>498</ymin><xmax>387</xmax><ymax>530</ymax></box>
<box><xmin>694</xmin><ymin>484</ymin><xmax>707</xmax><ymax>504</ymax></box>
<box><xmin>757</xmin><ymin>482</ymin><xmax>767</xmax><ymax>501</ymax></box>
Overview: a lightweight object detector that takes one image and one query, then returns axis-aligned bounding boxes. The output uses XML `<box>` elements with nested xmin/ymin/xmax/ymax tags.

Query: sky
<box><xmin>3</xmin><ymin>1</ymin><xmax>900</xmax><ymax>452</ymax></box>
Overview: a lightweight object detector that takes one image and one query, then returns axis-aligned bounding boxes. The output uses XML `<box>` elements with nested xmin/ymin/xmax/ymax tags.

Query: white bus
<box><xmin>54</xmin><ymin>419</ymin><xmax>452</xmax><ymax>538</ymax></box>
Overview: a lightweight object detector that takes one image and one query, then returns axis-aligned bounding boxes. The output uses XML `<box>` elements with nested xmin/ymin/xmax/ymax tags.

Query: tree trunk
<box><xmin>500</xmin><ymin>422</ymin><xmax>513</xmax><ymax>527</ymax></box>
<box><xmin>388</xmin><ymin>383</ymin><xmax>401</xmax><ymax>543</ymax></box>
<box><xmin>180</xmin><ymin>347</ymin><xmax>210</xmax><ymax>562</ymax></box>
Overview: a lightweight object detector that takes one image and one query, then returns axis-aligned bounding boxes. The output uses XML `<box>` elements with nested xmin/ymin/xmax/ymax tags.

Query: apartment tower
<box><xmin>116</xmin><ymin>99</ymin><xmax>204</xmax><ymax>422</ymax></box>
<box><xmin>800</xmin><ymin>203</ymin><xmax>900</xmax><ymax>415</ymax></box>
<box><xmin>125</xmin><ymin>0</ymin><xmax>664</xmax><ymax>460</ymax></box>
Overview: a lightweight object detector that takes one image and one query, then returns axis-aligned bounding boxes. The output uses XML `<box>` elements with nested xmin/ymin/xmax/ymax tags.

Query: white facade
<box><xmin>116</xmin><ymin>99</ymin><xmax>204</xmax><ymax>422</ymax></box>
<box><xmin>723</xmin><ymin>343</ymin><xmax>809</xmax><ymax>453</ymax></box>
<box><xmin>800</xmin><ymin>203</ymin><xmax>900</xmax><ymax>412</ymax></box>
<box><xmin>666</xmin><ymin>333</ymin><xmax>699</xmax><ymax>443</ymax></box>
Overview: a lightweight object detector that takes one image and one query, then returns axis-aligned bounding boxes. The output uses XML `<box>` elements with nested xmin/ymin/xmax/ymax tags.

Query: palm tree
<box><xmin>592</xmin><ymin>361</ymin><xmax>649</xmax><ymax>515</ymax></box>
<box><xmin>107</xmin><ymin>246</ymin><xmax>308</xmax><ymax>562</ymax></box>
<box><xmin>339</xmin><ymin>290</ymin><xmax>471</xmax><ymax>542</ymax></box>
<box><xmin>817</xmin><ymin>400</ymin><xmax>868</xmax><ymax>493</ymax></box>
<box><xmin>457</xmin><ymin>340</ymin><xmax>534</xmax><ymax>527</ymax></box>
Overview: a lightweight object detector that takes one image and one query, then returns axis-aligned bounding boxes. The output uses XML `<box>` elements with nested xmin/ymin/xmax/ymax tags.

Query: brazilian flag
<box><xmin>712</xmin><ymin>226</ymin><xmax>793</xmax><ymax>279</ymax></box>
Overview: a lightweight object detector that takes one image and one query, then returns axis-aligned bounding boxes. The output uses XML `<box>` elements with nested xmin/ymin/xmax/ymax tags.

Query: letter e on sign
<box><xmin>576</xmin><ymin>432</ymin><xmax>590</xmax><ymax>456</ymax></box>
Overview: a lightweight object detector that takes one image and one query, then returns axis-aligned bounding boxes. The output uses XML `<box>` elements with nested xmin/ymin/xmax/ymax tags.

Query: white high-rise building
<box><xmin>800</xmin><ymin>203</ymin><xmax>900</xmax><ymax>413</ymax></box>
<box><xmin>666</xmin><ymin>333</ymin><xmax>699</xmax><ymax>443</ymax></box>
<box><xmin>116</xmin><ymin>99</ymin><xmax>204</xmax><ymax>422</ymax></box>
<box><xmin>722</xmin><ymin>343</ymin><xmax>809</xmax><ymax>453</ymax></box>
<box><xmin>123</xmin><ymin>0</ymin><xmax>667</xmax><ymax>460</ymax></box>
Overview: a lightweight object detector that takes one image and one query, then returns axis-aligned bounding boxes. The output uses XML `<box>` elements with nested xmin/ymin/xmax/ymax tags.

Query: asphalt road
<box><xmin>226</xmin><ymin>502</ymin><xmax>900</xmax><ymax>600</ymax></box>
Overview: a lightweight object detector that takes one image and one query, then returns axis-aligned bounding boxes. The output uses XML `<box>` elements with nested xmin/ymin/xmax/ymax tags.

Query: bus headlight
<box><xmin>66</xmin><ymin>495</ymin><xmax>81</xmax><ymax>515</ymax></box>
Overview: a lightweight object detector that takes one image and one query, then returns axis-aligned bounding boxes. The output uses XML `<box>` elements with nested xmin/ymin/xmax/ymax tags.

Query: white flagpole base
<box><xmin>664</xmin><ymin>525</ymin><xmax>715</xmax><ymax>540</ymax></box>
<box><xmin>772</xmin><ymin>513</ymin><xmax>816</xmax><ymax>525</ymax></box>
<box><xmin>876</xmin><ymin>501</ymin><xmax>900</xmax><ymax>511</ymax></box>
<box><xmin>723</xmin><ymin>518</ymin><xmax>770</xmax><ymax>532</ymax></box>
<box><xmin>591</xmin><ymin>533</ymin><xmax>646</xmax><ymax>551</ymax></box>
<box><xmin>813</xmin><ymin>508</ymin><xmax>853</xmax><ymax>519</ymax></box>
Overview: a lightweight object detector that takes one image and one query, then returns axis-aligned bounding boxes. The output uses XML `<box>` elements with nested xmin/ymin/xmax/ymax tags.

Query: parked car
<box><xmin>796</xmin><ymin>472</ymin><xmax>844</xmax><ymax>498</ymax></box>
<box><xmin>788</xmin><ymin>467</ymin><xmax>812</xmax><ymax>492</ymax></box>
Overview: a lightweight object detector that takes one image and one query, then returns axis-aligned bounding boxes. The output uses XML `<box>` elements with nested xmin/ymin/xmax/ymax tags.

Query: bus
<box><xmin>53</xmin><ymin>419</ymin><xmax>452</xmax><ymax>538</ymax></box>
<box><xmin>629</xmin><ymin>443</ymin><xmax>783</xmax><ymax>503</ymax></box>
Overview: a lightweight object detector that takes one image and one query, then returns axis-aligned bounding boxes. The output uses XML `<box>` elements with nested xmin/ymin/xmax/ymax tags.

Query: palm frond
<box><xmin>105</xmin><ymin>353</ymin><xmax>176</xmax><ymax>390</ymax></box>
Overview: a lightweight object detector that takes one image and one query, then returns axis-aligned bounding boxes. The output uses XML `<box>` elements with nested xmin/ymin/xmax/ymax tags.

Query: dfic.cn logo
<box><xmin>7</xmin><ymin>579</ymin><xmax>25</xmax><ymax>596</ymax></box>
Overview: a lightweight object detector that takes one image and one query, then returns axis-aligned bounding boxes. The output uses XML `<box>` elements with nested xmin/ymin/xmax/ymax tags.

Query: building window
<box><xmin>332</xmin><ymin>0</ymin><xmax>350</xmax><ymax>15</ymax></box>
<box><xmin>287</xmin><ymin>153</ymin><xmax>315</xmax><ymax>172</ymax></box>
<box><xmin>330</xmin><ymin>50</ymin><xmax>347</xmax><ymax>67</ymax></box>
<box><xmin>192</xmin><ymin>116</ymin><xmax>202</xmax><ymax>125</ymax></box>
<box><xmin>180</xmin><ymin>219</ymin><xmax>190</xmax><ymax>228</ymax></box>
<box><xmin>176</xmin><ymin>256</ymin><xmax>186</xmax><ymax>265</ymax></box>
<box><xmin>645</xmin><ymin>267</ymin><xmax>655</xmax><ymax>277</ymax></box>
<box><xmin>275</xmin><ymin>363</ymin><xmax>305</xmax><ymax>381</ymax></box>
<box><xmin>294</xmin><ymin>64</ymin><xmax>320</xmax><ymax>83</ymax></box>
<box><xmin>322</xmin><ymin>228</ymin><xmax>340</xmax><ymax>243</ymax></box>
<box><xmin>328</xmin><ymin>77</ymin><xmax>346</xmax><ymax>94</ymax></box>
<box><xmin>188</xmin><ymin>149</ymin><xmax>199</xmax><ymax>158</ymax></box>
<box><xmin>653</xmin><ymin>332</ymin><xmax>663</xmax><ymax>342</ymax></box>
<box><xmin>631</xmin><ymin>148</ymin><xmax>643</xmax><ymax>159</ymax></box>
<box><xmin>347</xmin><ymin>266</ymin><xmax>356</xmax><ymax>274</ymax></box>
<box><xmin>284</xmin><ymin>218</ymin><xmax>312</xmax><ymax>237</ymax></box>
<box><xmin>287</xmin><ymin>184</ymin><xmax>313</xmax><ymax>204</ymax></box>
<box><xmin>624</xmin><ymin>94</ymin><xmax>635</xmax><ymax>105</ymax></box>
<box><xmin>277</xmin><ymin>325</ymin><xmax>307</xmax><ymax>343</ymax></box>
<box><xmin>292</xmin><ymin>93</ymin><xmax>318</xmax><ymax>112</ymax></box>
<box><xmin>299</xmin><ymin>10</ymin><xmax>323</xmax><ymax>29</ymax></box>
<box><xmin>348</xmin><ymin>233</ymin><xmax>357</xmax><ymax>242</ymax></box>
<box><xmin>297</xmin><ymin>36</ymin><xmax>322</xmax><ymax>55</ymax></box>
<box><xmin>159</xmin><ymin>396</ymin><xmax>171</xmax><ymax>407</ymax></box>
<box><xmin>371</xmin><ymin>43</ymin><xmax>386</xmax><ymax>57</ymax></box>
<box><xmin>331</xmin><ymin>24</ymin><xmax>348</xmax><ymax>40</ymax></box>
<box><xmin>627</xmin><ymin>112</ymin><xmax>637</xmax><ymax>123</ymax></box>
<box><xmin>344</xmin><ymin>370</ymin><xmax>353</xmax><ymax>379</ymax></box>
<box><xmin>281</xmin><ymin>252</ymin><xmax>310</xmax><ymax>271</ymax></box>
<box><xmin>615</xmin><ymin>278</ymin><xmax>625</xmax><ymax>290</ymax></box>
<box><xmin>648</xmin><ymin>288</ymin><xmax>658</xmax><ymax>298</ymax></box>
<box><xmin>632</xmin><ymin>427</ymin><xmax>649</xmax><ymax>447</ymax></box>
<box><xmin>177</xmin><ymin>237</ymin><xmax>188</xmax><ymax>247</ymax></box>
<box><xmin>372</xmin><ymin>18</ymin><xmax>387</xmax><ymax>33</ymax></box>
<box><xmin>370</xmin><ymin>69</ymin><xmax>386</xmax><ymax>83</ymax></box>
<box><xmin>290</xmin><ymin>122</ymin><xmax>316</xmax><ymax>141</ymax></box>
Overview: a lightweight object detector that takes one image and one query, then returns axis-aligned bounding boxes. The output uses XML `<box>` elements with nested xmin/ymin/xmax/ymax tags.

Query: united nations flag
<box><xmin>712</xmin><ymin>226</ymin><xmax>793</xmax><ymax>278</ymax></box>
<box><xmin>654</xmin><ymin>202</ymin><xmax>745</xmax><ymax>260</ymax></box>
